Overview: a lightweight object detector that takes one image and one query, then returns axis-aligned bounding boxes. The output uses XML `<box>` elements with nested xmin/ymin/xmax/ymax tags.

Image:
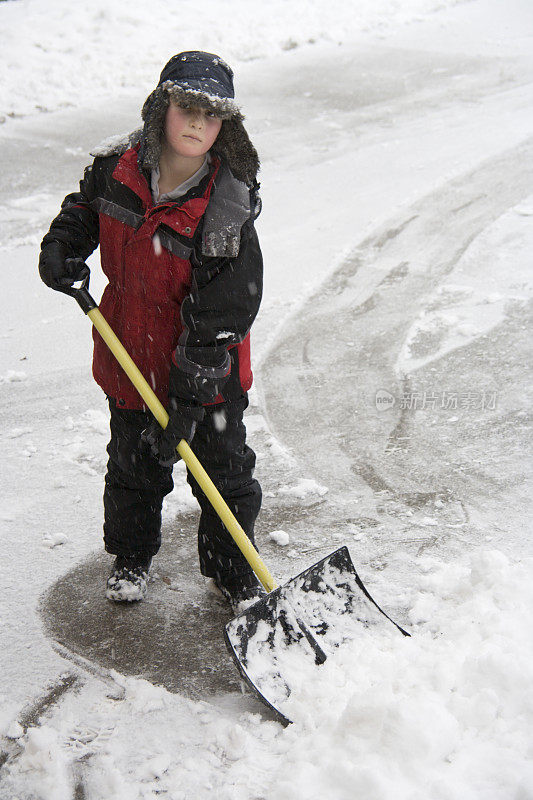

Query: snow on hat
<box><xmin>139</xmin><ymin>51</ymin><xmax>259</xmax><ymax>184</ymax></box>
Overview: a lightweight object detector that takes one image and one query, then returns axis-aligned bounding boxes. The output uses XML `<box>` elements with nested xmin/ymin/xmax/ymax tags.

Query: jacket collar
<box><xmin>112</xmin><ymin>145</ymin><xmax>222</xmax><ymax>239</ymax></box>
<box><xmin>112</xmin><ymin>144</ymin><xmax>220</xmax><ymax>217</ymax></box>
<box><xmin>112</xmin><ymin>144</ymin><xmax>153</xmax><ymax>208</ymax></box>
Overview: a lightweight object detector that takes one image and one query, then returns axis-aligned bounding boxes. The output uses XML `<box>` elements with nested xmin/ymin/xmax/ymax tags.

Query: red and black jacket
<box><xmin>41</xmin><ymin>145</ymin><xmax>263</xmax><ymax>410</ymax></box>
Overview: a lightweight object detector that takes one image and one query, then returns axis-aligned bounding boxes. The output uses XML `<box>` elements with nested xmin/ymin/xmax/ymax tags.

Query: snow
<box><xmin>42</xmin><ymin>532</ymin><xmax>69</xmax><ymax>549</ymax></box>
<box><xmin>4</xmin><ymin>552</ymin><xmax>533</xmax><ymax>799</ymax></box>
<box><xmin>1</xmin><ymin>0</ymin><xmax>533</xmax><ymax>798</ymax></box>
<box><xmin>12</xmin><ymin>726</ymin><xmax>71</xmax><ymax>800</ymax></box>
<box><xmin>0</xmin><ymin>370</ymin><xmax>27</xmax><ymax>384</ymax></box>
<box><xmin>397</xmin><ymin>195</ymin><xmax>533</xmax><ymax>375</ymax></box>
<box><xmin>278</xmin><ymin>478</ymin><xmax>329</xmax><ymax>499</ymax></box>
<box><xmin>0</xmin><ymin>0</ymin><xmax>471</xmax><ymax>122</ymax></box>
<box><xmin>268</xmin><ymin>529</ymin><xmax>291</xmax><ymax>546</ymax></box>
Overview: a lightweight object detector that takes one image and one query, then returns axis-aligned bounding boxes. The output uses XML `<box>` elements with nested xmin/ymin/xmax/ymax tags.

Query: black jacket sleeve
<box><xmin>170</xmin><ymin>217</ymin><xmax>263</xmax><ymax>404</ymax></box>
<box><xmin>40</xmin><ymin>161</ymin><xmax>100</xmax><ymax>259</ymax></box>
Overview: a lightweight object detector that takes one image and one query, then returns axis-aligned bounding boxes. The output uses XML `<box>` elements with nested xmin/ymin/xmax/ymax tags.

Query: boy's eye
<box><xmin>183</xmin><ymin>107</ymin><xmax>216</xmax><ymax>119</ymax></box>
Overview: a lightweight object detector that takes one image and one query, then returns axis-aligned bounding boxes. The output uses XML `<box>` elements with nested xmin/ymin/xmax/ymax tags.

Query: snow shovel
<box><xmin>64</xmin><ymin>273</ymin><xmax>409</xmax><ymax>725</ymax></box>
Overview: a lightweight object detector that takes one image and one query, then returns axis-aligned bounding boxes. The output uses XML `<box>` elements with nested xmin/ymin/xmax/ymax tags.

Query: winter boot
<box><xmin>106</xmin><ymin>555</ymin><xmax>152</xmax><ymax>603</ymax></box>
<box><xmin>213</xmin><ymin>569</ymin><xmax>267</xmax><ymax>613</ymax></box>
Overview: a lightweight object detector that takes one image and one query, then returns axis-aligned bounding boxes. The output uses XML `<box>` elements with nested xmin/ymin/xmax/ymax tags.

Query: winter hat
<box><xmin>157</xmin><ymin>51</ymin><xmax>238</xmax><ymax>116</ymax></box>
<box><xmin>139</xmin><ymin>51</ymin><xmax>259</xmax><ymax>184</ymax></box>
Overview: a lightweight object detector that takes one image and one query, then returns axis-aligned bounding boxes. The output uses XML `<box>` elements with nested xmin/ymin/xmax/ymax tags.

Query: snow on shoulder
<box><xmin>90</xmin><ymin>129</ymin><xmax>142</xmax><ymax>159</ymax></box>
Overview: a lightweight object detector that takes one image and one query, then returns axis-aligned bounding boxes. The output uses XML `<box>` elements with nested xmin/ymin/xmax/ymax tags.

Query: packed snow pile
<box><xmin>268</xmin><ymin>529</ymin><xmax>291</xmax><ymax>546</ymax></box>
<box><xmin>0</xmin><ymin>369</ymin><xmax>26</xmax><ymax>384</ymax></box>
<box><xmin>2</xmin><ymin>547</ymin><xmax>531</xmax><ymax>799</ymax></box>
<box><xmin>1</xmin><ymin>0</ymin><xmax>467</xmax><ymax>121</ymax></box>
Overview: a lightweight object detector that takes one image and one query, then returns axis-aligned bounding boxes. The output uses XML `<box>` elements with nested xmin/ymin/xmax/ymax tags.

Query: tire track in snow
<box><xmin>260</xmin><ymin>138</ymin><xmax>533</xmax><ymax>560</ymax></box>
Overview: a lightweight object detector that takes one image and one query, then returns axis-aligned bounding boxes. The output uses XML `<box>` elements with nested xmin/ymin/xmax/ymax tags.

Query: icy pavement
<box><xmin>261</xmin><ymin>141</ymin><xmax>533</xmax><ymax>569</ymax></box>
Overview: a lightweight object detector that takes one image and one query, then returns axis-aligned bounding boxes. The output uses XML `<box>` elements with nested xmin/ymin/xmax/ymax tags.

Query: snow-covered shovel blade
<box><xmin>224</xmin><ymin>546</ymin><xmax>409</xmax><ymax>724</ymax></box>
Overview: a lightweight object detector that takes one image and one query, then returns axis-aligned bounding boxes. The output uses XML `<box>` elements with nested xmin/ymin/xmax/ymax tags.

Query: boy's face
<box><xmin>164</xmin><ymin>100</ymin><xmax>222</xmax><ymax>159</ymax></box>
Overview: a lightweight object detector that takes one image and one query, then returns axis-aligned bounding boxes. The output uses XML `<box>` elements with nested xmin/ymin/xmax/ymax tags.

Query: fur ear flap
<box><xmin>139</xmin><ymin>88</ymin><xmax>169</xmax><ymax>171</ymax></box>
<box><xmin>213</xmin><ymin>118</ymin><xmax>260</xmax><ymax>184</ymax></box>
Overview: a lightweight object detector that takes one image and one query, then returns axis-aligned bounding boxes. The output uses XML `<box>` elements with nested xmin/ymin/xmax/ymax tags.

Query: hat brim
<box><xmin>161</xmin><ymin>80</ymin><xmax>241</xmax><ymax>120</ymax></box>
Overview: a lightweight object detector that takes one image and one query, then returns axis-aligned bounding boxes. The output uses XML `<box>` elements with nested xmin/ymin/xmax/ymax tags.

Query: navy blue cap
<box><xmin>157</xmin><ymin>51</ymin><xmax>235</xmax><ymax>101</ymax></box>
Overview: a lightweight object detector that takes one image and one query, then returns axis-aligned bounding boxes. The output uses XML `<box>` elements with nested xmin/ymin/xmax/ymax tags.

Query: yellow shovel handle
<box><xmin>87</xmin><ymin>306</ymin><xmax>277</xmax><ymax>593</ymax></box>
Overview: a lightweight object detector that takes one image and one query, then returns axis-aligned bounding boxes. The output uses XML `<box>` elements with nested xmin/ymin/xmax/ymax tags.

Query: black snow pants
<box><xmin>103</xmin><ymin>395</ymin><xmax>262</xmax><ymax>581</ymax></box>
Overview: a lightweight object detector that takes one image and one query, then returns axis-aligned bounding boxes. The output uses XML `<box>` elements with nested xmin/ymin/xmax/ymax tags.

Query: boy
<box><xmin>39</xmin><ymin>51</ymin><xmax>265</xmax><ymax>611</ymax></box>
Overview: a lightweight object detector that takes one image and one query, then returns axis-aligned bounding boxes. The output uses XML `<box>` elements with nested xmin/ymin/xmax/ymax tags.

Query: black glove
<box><xmin>142</xmin><ymin>400</ymin><xmax>205</xmax><ymax>467</ymax></box>
<box><xmin>170</xmin><ymin>342</ymin><xmax>231</xmax><ymax>405</ymax></box>
<box><xmin>39</xmin><ymin>241</ymin><xmax>89</xmax><ymax>292</ymax></box>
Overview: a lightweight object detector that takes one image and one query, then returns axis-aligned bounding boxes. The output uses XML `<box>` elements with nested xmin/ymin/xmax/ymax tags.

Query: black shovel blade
<box><xmin>224</xmin><ymin>546</ymin><xmax>409</xmax><ymax>725</ymax></box>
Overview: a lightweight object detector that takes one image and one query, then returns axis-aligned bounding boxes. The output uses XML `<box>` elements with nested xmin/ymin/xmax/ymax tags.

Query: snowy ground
<box><xmin>1</xmin><ymin>0</ymin><xmax>532</xmax><ymax>798</ymax></box>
